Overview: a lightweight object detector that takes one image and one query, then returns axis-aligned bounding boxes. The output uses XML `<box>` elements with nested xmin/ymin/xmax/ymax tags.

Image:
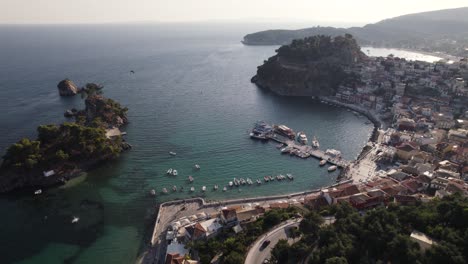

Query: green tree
<box><xmin>271</xmin><ymin>239</ymin><xmax>290</xmax><ymax>264</ymax></box>
<box><xmin>325</xmin><ymin>256</ymin><xmax>348</xmax><ymax>264</ymax></box>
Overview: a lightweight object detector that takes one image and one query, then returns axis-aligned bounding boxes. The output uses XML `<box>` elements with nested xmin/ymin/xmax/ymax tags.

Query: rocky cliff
<box><xmin>252</xmin><ymin>34</ymin><xmax>366</xmax><ymax>96</ymax></box>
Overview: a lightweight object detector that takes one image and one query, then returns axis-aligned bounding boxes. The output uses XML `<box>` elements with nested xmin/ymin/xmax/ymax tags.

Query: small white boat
<box><xmin>190</xmin><ymin>187</ymin><xmax>195</xmax><ymax>192</ymax></box>
<box><xmin>166</xmin><ymin>168</ymin><xmax>173</xmax><ymax>175</ymax></box>
<box><xmin>194</xmin><ymin>164</ymin><xmax>200</xmax><ymax>170</ymax></box>
<box><xmin>169</xmin><ymin>152</ymin><xmax>177</xmax><ymax>156</ymax></box>
<box><xmin>34</xmin><ymin>189</ymin><xmax>42</xmax><ymax>195</ymax></box>
<box><xmin>312</xmin><ymin>136</ymin><xmax>320</xmax><ymax>148</ymax></box>
<box><xmin>328</xmin><ymin>165</ymin><xmax>338</xmax><ymax>172</ymax></box>
<box><xmin>223</xmin><ymin>186</ymin><xmax>227</xmax><ymax>192</ymax></box>
<box><xmin>150</xmin><ymin>189</ymin><xmax>156</xmax><ymax>196</ymax></box>
<box><xmin>71</xmin><ymin>216</ymin><xmax>79</xmax><ymax>224</ymax></box>
<box><xmin>213</xmin><ymin>185</ymin><xmax>218</xmax><ymax>190</ymax></box>
<box><xmin>188</xmin><ymin>175</ymin><xmax>194</xmax><ymax>182</ymax></box>
<box><xmin>162</xmin><ymin>188</ymin><xmax>168</xmax><ymax>194</ymax></box>
<box><xmin>172</xmin><ymin>170</ymin><xmax>178</xmax><ymax>176</ymax></box>
<box><xmin>202</xmin><ymin>186</ymin><xmax>206</xmax><ymax>192</ymax></box>
<box><xmin>264</xmin><ymin>176</ymin><xmax>269</xmax><ymax>182</ymax></box>
<box><xmin>319</xmin><ymin>160</ymin><xmax>327</xmax><ymax>166</ymax></box>
<box><xmin>229</xmin><ymin>181</ymin><xmax>233</xmax><ymax>187</ymax></box>
<box><xmin>286</xmin><ymin>174</ymin><xmax>294</xmax><ymax>180</ymax></box>
<box><xmin>172</xmin><ymin>185</ymin><xmax>177</xmax><ymax>192</ymax></box>
<box><xmin>256</xmin><ymin>179</ymin><xmax>262</xmax><ymax>185</ymax></box>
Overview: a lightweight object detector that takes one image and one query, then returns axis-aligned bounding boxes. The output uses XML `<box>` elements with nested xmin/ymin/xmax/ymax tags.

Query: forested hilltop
<box><xmin>0</xmin><ymin>83</ymin><xmax>130</xmax><ymax>193</ymax></box>
<box><xmin>243</xmin><ymin>7</ymin><xmax>468</xmax><ymax>57</ymax></box>
<box><xmin>271</xmin><ymin>195</ymin><xmax>468</xmax><ymax>264</ymax></box>
<box><xmin>251</xmin><ymin>34</ymin><xmax>365</xmax><ymax>96</ymax></box>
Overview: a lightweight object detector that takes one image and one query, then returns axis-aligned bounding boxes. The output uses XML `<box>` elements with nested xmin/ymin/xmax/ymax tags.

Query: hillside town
<box><xmin>156</xmin><ymin>55</ymin><xmax>468</xmax><ymax>264</ymax></box>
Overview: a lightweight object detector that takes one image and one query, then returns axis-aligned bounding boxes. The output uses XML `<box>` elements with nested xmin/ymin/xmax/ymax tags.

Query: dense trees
<box><xmin>270</xmin><ymin>195</ymin><xmax>468</xmax><ymax>264</ymax></box>
<box><xmin>1</xmin><ymin>122</ymin><xmax>122</xmax><ymax>172</ymax></box>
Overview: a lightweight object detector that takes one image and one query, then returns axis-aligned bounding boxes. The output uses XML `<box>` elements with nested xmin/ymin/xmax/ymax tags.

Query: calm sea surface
<box><xmin>0</xmin><ymin>24</ymin><xmax>439</xmax><ymax>264</ymax></box>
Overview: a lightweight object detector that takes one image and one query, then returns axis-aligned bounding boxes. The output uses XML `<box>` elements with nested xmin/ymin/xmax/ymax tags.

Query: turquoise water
<box><xmin>0</xmin><ymin>24</ymin><xmax>437</xmax><ymax>264</ymax></box>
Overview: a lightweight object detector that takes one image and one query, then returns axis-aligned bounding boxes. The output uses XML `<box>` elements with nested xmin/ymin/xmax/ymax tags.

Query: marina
<box><xmin>250</xmin><ymin>121</ymin><xmax>350</xmax><ymax>168</ymax></box>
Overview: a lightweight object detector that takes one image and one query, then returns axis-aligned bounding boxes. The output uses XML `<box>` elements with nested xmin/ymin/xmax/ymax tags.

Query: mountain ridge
<box><xmin>242</xmin><ymin>7</ymin><xmax>468</xmax><ymax>57</ymax></box>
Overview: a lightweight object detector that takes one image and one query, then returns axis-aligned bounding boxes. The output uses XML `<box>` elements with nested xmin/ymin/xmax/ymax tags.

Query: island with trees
<box><xmin>251</xmin><ymin>34</ymin><xmax>365</xmax><ymax>96</ymax></box>
<box><xmin>0</xmin><ymin>81</ymin><xmax>130</xmax><ymax>193</ymax></box>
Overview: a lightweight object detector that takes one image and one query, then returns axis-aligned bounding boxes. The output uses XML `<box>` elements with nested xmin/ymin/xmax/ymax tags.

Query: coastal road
<box><xmin>244</xmin><ymin>218</ymin><xmax>302</xmax><ymax>264</ymax></box>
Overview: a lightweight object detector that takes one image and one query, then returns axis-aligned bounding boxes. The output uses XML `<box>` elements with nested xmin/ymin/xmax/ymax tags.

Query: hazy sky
<box><xmin>1</xmin><ymin>0</ymin><xmax>467</xmax><ymax>25</ymax></box>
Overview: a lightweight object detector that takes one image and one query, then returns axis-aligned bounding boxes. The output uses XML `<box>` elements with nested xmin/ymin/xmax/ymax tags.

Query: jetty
<box><xmin>252</xmin><ymin>123</ymin><xmax>350</xmax><ymax>168</ymax></box>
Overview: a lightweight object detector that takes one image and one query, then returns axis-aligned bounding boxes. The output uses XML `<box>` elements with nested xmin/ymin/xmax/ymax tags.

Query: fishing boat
<box><xmin>319</xmin><ymin>159</ymin><xmax>327</xmax><ymax>166</ymax></box>
<box><xmin>229</xmin><ymin>181</ymin><xmax>233</xmax><ymax>187</ymax></box>
<box><xmin>256</xmin><ymin>179</ymin><xmax>262</xmax><ymax>185</ymax></box>
<box><xmin>286</xmin><ymin>173</ymin><xmax>294</xmax><ymax>180</ymax></box>
<box><xmin>169</xmin><ymin>151</ymin><xmax>177</xmax><ymax>156</ymax></box>
<box><xmin>240</xmin><ymin>178</ymin><xmax>246</xmax><ymax>185</ymax></box>
<box><xmin>223</xmin><ymin>186</ymin><xmax>227</xmax><ymax>192</ymax></box>
<box><xmin>312</xmin><ymin>136</ymin><xmax>320</xmax><ymax>148</ymax></box>
<box><xmin>172</xmin><ymin>170</ymin><xmax>178</xmax><ymax>176</ymax></box>
<box><xmin>246</xmin><ymin>178</ymin><xmax>253</xmax><ymax>185</ymax></box>
<box><xmin>71</xmin><ymin>216</ymin><xmax>80</xmax><ymax>224</ymax></box>
<box><xmin>162</xmin><ymin>188</ymin><xmax>168</xmax><ymax>194</ymax></box>
<box><xmin>328</xmin><ymin>165</ymin><xmax>338</xmax><ymax>172</ymax></box>
<box><xmin>202</xmin><ymin>186</ymin><xmax>206</xmax><ymax>192</ymax></box>
<box><xmin>172</xmin><ymin>185</ymin><xmax>177</xmax><ymax>192</ymax></box>
<box><xmin>167</xmin><ymin>168</ymin><xmax>173</xmax><ymax>175</ymax></box>
<box><xmin>269</xmin><ymin>175</ymin><xmax>274</xmax><ymax>181</ymax></box>
<box><xmin>264</xmin><ymin>176</ymin><xmax>269</xmax><ymax>182</ymax></box>
<box><xmin>213</xmin><ymin>185</ymin><xmax>218</xmax><ymax>190</ymax></box>
<box><xmin>194</xmin><ymin>164</ymin><xmax>200</xmax><ymax>170</ymax></box>
<box><xmin>190</xmin><ymin>187</ymin><xmax>195</xmax><ymax>192</ymax></box>
<box><xmin>188</xmin><ymin>175</ymin><xmax>194</xmax><ymax>182</ymax></box>
<box><xmin>150</xmin><ymin>189</ymin><xmax>156</xmax><ymax>196</ymax></box>
<box><xmin>34</xmin><ymin>189</ymin><xmax>42</xmax><ymax>195</ymax></box>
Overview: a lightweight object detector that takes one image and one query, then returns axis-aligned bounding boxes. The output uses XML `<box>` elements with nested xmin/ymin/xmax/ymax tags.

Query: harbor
<box><xmin>250</xmin><ymin>121</ymin><xmax>350</xmax><ymax>168</ymax></box>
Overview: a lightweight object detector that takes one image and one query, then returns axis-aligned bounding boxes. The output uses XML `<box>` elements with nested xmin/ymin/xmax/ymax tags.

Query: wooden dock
<box><xmin>263</xmin><ymin>133</ymin><xmax>350</xmax><ymax>168</ymax></box>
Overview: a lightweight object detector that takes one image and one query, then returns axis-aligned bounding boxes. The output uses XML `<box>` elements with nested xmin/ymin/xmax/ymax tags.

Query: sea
<box><xmin>0</xmin><ymin>23</ymin><xmax>442</xmax><ymax>264</ymax></box>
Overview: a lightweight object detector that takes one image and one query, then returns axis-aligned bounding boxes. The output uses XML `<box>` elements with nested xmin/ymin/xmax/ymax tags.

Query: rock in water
<box><xmin>57</xmin><ymin>79</ymin><xmax>79</xmax><ymax>96</ymax></box>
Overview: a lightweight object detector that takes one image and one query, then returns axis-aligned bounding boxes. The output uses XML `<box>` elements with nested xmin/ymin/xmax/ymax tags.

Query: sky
<box><xmin>1</xmin><ymin>0</ymin><xmax>467</xmax><ymax>25</ymax></box>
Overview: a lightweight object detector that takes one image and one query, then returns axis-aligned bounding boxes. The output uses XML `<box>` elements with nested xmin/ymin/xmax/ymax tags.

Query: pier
<box><xmin>264</xmin><ymin>133</ymin><xmax>350</xmax><ymax>168</ymax></box>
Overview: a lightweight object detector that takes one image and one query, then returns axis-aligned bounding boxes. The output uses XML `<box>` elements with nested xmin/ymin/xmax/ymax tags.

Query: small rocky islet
<box><xmin>0</xmin><ymin>80</ymin><xmax>130</xmax><ymax>193</ymax></box>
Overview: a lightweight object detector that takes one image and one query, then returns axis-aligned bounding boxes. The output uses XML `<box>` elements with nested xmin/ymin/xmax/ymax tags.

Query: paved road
<box><xmin>244</xmin><ymin>219</ymin><xmax>301</xmax><ymax>264</ymax></box>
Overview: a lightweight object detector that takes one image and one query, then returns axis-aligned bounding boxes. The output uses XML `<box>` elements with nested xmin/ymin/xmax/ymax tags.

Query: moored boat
<box><xmin>172</xmin><ymin>170</ymin><xmax>178</xmax><ymax>176</ymax></box>
<box><xmin>169</xmin><ymin>151</ymin><xmax>177</xmax><ymax>156</ymax></box>
<box><xmin>162</xmin><ymin>188</ymin><xmax>168</xmax><ymax>193</ymax></box>
<box><xmin>286</xmin><ymin>173</ymin><xmax>294</xmax><ymax>180</ymax></box>
<box><xmin>188</xmin><ymin>175</ymin><xmax>194</xmax><ymax>182</ymax></box>
<box><xmin>229</xmin><ymin>181</ymin><xmax>233</xmax><ymax>187</ymax></box>
<box><xmin>297</xmin><ymin>131</ymin><xmax>308</xmax><ymax>145</ymax></box>
<box><xmin>312</xmin><ymin>136</ymin><xmax>320</xmax><ymax>148</ymax></box>
<box><xmin>328</xmin><ymin>165</ymin><xmax>338</xmax><ymax>172</ymax></box>
<box><xmin>319</xmin><ymin>159</ymin><xmax>327</xmax><ymax>166</ymax></box>
<box><xmin>34</xmin><ymin>189</ymin><xmax>42</xmax><ymax>195</ymax></box>
<box><xmin>190</xmin><ymin>187</ymin><xmax>195</xmax><ymax>192</ymax></box>
<box><xmin>256</xmin><ymin>179</ymin><xmax>262</xmax><ymax>184</ymax></box>
<box><xmin>194</xmin><ymin>164</ymin><xmax>200</xmax><ymax>170</ymax></box>
<box><xmin>264</xmin><ymin>176</ymin><xmax>269</xmax><ymax>182</ymax></box>
<box><xmin>223</xmin><ymin>186</ymin><xmax>227</xmax><ymax>192</ymax></box>
<box><xmin>202</xmin><ymin>186</ymin><xmax>206</xmax><ymax>192</ymax></box>
<box><xmin>71</xmin><ymin>216</ymin><xmax>80</xmax><ymax>224</ymax></box>
<box><xmin>213</xmin><ymin>185</ymin><xmax>218</xmax><ymax>190</ymax></box>
<box><xmin>167</xmin><ymin>168</ymin><xmax>173</xmax><ymax>175</ymax></box>
<box><xmin>172</xmin><ymin>185</ymin><xmax>177</xmax><ymax>192</ymax></box>
<box><xmin>150</xmin><ymin>189</ymin><xmax>156</xmax><ymax>196</ymax></box>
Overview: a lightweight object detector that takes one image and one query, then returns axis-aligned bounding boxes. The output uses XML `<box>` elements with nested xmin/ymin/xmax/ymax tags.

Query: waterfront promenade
<box><xmin>142</xmin><ymin>180</ymin><xmax>353</xmax><ymax>264</ymax></box>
